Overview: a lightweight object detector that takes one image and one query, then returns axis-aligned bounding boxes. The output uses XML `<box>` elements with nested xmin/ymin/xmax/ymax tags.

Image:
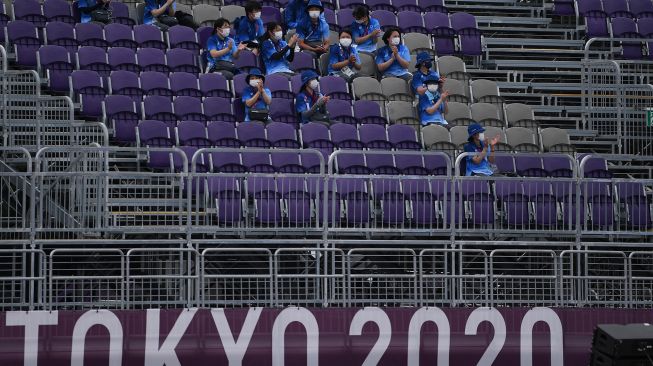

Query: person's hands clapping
<box><xmin>348</xmin><ymin>54</ymin><xmax>357</xmax><ymax>64</ymax></box>
<box><xmin>490</xmin><ymin>135</ymin><xmax>500</xmax><ymax>146</ymax></box>
<box><xmin>288</xmin><ymin>34</ymin><xmax>299</xmax><ymax>47</ymax></box>
<box><xmin>440</xmin><ymin>90</ymin><xmax>450</xmax><ymax>100</ymax></box>
<box><xmin>237</xmin><ymin>42</ymin><xmax>247</xmax><ymax>51</ymax></box>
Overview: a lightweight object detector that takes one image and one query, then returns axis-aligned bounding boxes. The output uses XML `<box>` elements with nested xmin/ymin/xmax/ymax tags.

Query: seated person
<box><xmin>77</xmin><ymin>0</ymin><xmax>111</xmax><ymax>24</ymax></box>
<box><xmin>241</xmin><ymin>69</ymin><xmax>272</xmax><ymax>122</ymax></box>
<box><xmin>284</xmin><ymin>0</ymin><xmax>325</xmax><ymax>30</ymax></box>
<box><xmin>418</xmin><ymin>75</ymin><xmax>449</xmax><ymax>126</ymax></box>
<box><xmin>464</xmin><ymin>123</ymin><xmax>501</xmax><ymax>176</ymax></box>
<box><xmin>261</xmin><ymin>22</ymin><xmax>298</xmax><ymax>78</ymax></box>
<box><xmin>206</xmin><ymin>18</ymin><xmax>246</xmax><ymax>79</ymax></box>
<box><xmin>375</xmin><ymin>27</ymin><xmax>412</xmax><ymax>81</ymax></box>
<box><xmin>295</xmin><ymin>70</ymin><xmax>331</xmax><ymax>125</ymax></box>
<box><xmin>144</xmin><ymin>0</ymin><xmax>177</xmax><ymax>30</ymax></box>
<box><xmin>234</xmin><ymin>1</ymin><xmax>264</xmax><ymax>54</ymax></box>
<box><xmin>351</xmin><ymin>6</ymin><xmax>382</xmax><ymax>54</ymax></box>
<box><xmin>297</xmin><ymin>0</ymin><xmax>330</xmax><ymax>56</ymax></box>
<box><xmin>327</xmin><ymin>29</ymin><xmax>361</xmax><ymax>82</ymax></box>
<box><xmin>411</xmin><ymin>52</ymin><xmax>444</xmax><ymax>95</ymax></box>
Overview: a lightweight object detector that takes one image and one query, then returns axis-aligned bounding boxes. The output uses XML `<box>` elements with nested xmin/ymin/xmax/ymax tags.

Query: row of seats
<box><xmin>604</xmin><ymin>17</ymin><xmax>653</xmax><ymax>59</ymax></box>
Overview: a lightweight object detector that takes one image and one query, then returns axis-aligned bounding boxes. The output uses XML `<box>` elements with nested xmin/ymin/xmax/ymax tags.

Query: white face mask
<box><xmin>390</xmin><ymin>37</ymin><xmax>401</xmax><ymax>46</ymax></box>
<box><xmin>479</xmin><ymin>132</ymin><xmax>485</xmax><ymax>141</ymax></box>
<box><xmin>339</xmin><ymin>38</ymin><xmax>352</xmax><ymax>47</ymax></box>
<box><xmin>249</xmin><ymin>79</ymin><xmax>261</xmax><ymax>88</ymax></box>
<box><xmin>309</xmin><ymin>10</ymin><xmax>321</xmax><ymax>19</ymax></box>
<box><xmin>253</xmin><ymin>12</ymin><xmax>261</xmax><ymax>19</ymax></box>
<box><xmin>274</xmin><ymin>31</ymin><xmax>283</xmax><ymax>41</ymax></box>
<box><xmin>355</xmin><ymin>18</ymin><xmax>365</xmax><ymax>24</ymax></box>
<box><xmin>427</xmin><ymin>84</ymin><xmax>438</xmax><ymax>93</ymax></box>
<box><xmin>309</xmin><ymin>79</ymin><xmax>319</xmax><ymax>90</ymax></box>
<box><xmin>220</xmin><ymin>28</ymin><xmax>230</xmax><ymax>38</ymax></box>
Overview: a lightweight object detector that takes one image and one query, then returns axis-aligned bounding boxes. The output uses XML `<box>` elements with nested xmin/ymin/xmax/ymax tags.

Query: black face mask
<box><xmin>422</xmin><ymin>61</ymin><xmax>432</xmax><ymax>70</ymax></box>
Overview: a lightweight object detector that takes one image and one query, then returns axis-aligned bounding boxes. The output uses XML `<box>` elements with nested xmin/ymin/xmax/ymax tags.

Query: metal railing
<box><xmin>0</xmin><ymin>247</ymin><xmax>650</xmax><ymax>310</ymax></box>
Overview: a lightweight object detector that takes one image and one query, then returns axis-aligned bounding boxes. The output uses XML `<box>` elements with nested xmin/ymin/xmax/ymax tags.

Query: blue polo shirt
<box><xmin>206</xmin><ymin>34</ymin><xmax>237</xmax><ymax>68</ymax></box>
<box><xmin>143</xmin><ymin>0</ymin><xmax>176</xmax><ymax>25</ymax></box>
<box><xmin>284</xmin><ymin>0</ymin><xmax>325</xmax><ymax>30</ymax></box>
<box><xmin>77</xmin><ymin>0</ymin><xmax>96</xmax><ymax>23</ymax></box>
<box><xmin>411</xmin><ymin>70</ymin><xmax>440</xmax><ymax>94</ymax></box>
<box><xmin>418</xmin><ymin>91</ymin><xmax>447</xmax><ymax>126</ymax></box>
<box><xmin>234</xmin><ymin>16</ymin><xmax>264</xmax><ymax>44</ymax></box>
<box><xmin>261</xmin><ymin>39</ymin><xmax>293</xmax><ymax>75</ymax></box>
<box><xmin>296</xmin><ymin>18</ymin><xmax>330</xmax><ymax>43</ymax></box>
<box><xmin>351</xmin><ymin>18</ymin><xmax>381</xmax><ymax>53</ymax></box>
<box><xmin>375</xmin><ymin>44</ymin><xmax>411</xmax><ymax>77</ymax></box>
<box><xmin>327</xmin><ymin>44</ymin><xmax>360</xmax><ymax>75</ymax></box>
<box><xmin>295</xmin><ymin>89</ymin><xmax>324</xmax><ymax>124</ymax></box>
<box><xmin>242</xmin><ymin>86</ymin><xmax>272</xmax><ymax>122</ymax></box>
<box><xmin>464</xmin><ymin>141</ymin><xmax>494</xmax><ymax>176</ymax></box>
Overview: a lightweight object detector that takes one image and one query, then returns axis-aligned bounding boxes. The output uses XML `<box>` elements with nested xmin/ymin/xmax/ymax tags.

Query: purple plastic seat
<box><xmin>291</xmin><ymin>73</ymin><xmax>303</xmax><ymax>94</ymax></box>
<box><xmin>524</xmin><ymin>181</ymin><xmax>558</xmax><ymax>227</ymax></box>
<box><xmin>366</xmin><ymin>0</ymin><xmax>397</xmax><ymax>11</ymax></box>
<box><xmin>137</xmin><ymin>120</ymin><xmax>173</xmax><ymax>147</ymax></box>
<box><xmin>38</xmin><ymin>45</ymin><xmax>73</xmax><ymax>92</ymax></box>
<box><xmin>423</xmin><ymin>154</ymin><xmax>449</xmax><ymax>175</ymax></box>
<box><xmin>270</xmin><ymin>98</ymin><xmax>299</xmax><ymax>126</ymax></box>
<box><xmin>336</xmin><ymin>178</ymin><xmax>371</xmax><ymax>226</ymax></box>
<box><xmin>419</xmin><ymin>0</ymin><xmax>447</xmax><ymax>13</ymax></box>
<box><xmin>277</xmin><ymin>176</ymin><xmax>312</xmax><ymax>225</ymax></box>
<box><xmin>353</xmin><ymin>100</ymin><xmax>387</xmax><ymax>125</ymax></box>
<box><xmin>577</xmin><ymin>0</ymin><xmax>609</xmax><ymax>37</ymax></box>
<box><xmin>424</xmin><ymin>12</ymin><xmax>456</xmax><ymax>56</ymax></box>
<box><xmin>359</xmin><ymin>124</ymin><xmax>394</xmax><ymax>150</ymax></box>
<box><xmin>393</xmin><ymin>0</ymin><xmax>421</xmax><ymax>12</ymax></box>
<box><xmin>208</xmin><ymin>176</ymin><xmax>244</xmax><ymax>225</ymax></box>
<box><xmin>494</xmin><ymin>156</ymin><xmax>516</xmax><ymax>175</ymax></box>
<box><xmin>167</xmin><ymin>25</ymin><xmax>200</xmax><ymax>51</ymax></box>
<box><xmin>267</xmin><ymin>122</ymin><xmax>301</xmax><ymax>148</ymax></box>
<box><xmin>232</xmin><ymin>73</ymin><xmax>248</xmax><ymax>98</ymax></box>
<box><xmin>324</xmin><ymin>8</ymin><xmax>337</xmax><ymax>31</ymax></box>
<box><xmin>388</xmin><ymin>124</ymin><xmax>420</xmax><ymax>150</ymax></box>
<box><xmin>265</xmin><ymin>73</ymin><xmax>293</xmax><ymax>99</ymax></box>
<box><xmin>204</xmin><ymin>97</ymin><xmax>237</xmax><ymax>124</ymax></box>
<box><xmin>109</xmin><ymin>70</ymin><xmax>144</xmax><ymax>99</ymax></box>
<box><xmin>271</xmin><ymin>151</ymin><xmax>304</xmax><ymax>174</ymax></box>
<box><xmin>45</xmin><ymin>21</ymin><xmax>78</xmax><ymax>53</ymax></box>
<box><xmin>367</xmin><ymin>153</ymin><xmax>401</xmax><ymax>175</ymax></box>
<box><xmin>336</xmin><ymin>8</ymin><xmax>354</xmax><ymax>26</ymax></box>
<box><xmin>234</xmin><ymin>49</ymin><xmax>259</xmax><ymax>72</ymax></box>
<box><xmin>196</xmin><ymin>26</ymin><xmax>213</xmax><ymax>49</ymax></box>
<box><xmin>262</xmin><ymin>6</ymin><xmax>282</xmax><ymax>24</ymax></box>
<box><xmin>320</xmin><ymin>75</ymin><xmax>351</xmax><ymax>100</ymax></box>
<box><xmin>176</xmin><ymin>120</ymin><xmax>211</xmax><ymax>147</ymax></box>
<box><xmin>207</xmin><ymin>121</ymin><xmax>240</xmax><ymax>148</ymax></box>
<box><xmin>330</xmin><ymin>123</ymin><xmax>364</xmax><ymax>149</ymax></box>
<box><xmin>290</xmin><ymin>51</ymin><xmax>315</xmax><ymax>73</ymax></box>
<box><xmin>109</xmin><ymin>1</ymin><xmax>135</xmax><ymax>27</ymax></box>
<box><xmin>403</xmin><ymin>178</ymin><xmax>436</xmax><ymax>225</ymax></box>
<box><xmin>43</xmin><ymin>0</ymin><xmax>75</xmax><ymax>25</ymax></box>
<box><xmin>75</xmin><ymin>22</ymin><xmax>109</xmax><ymax>48</ymax></box>
<box><xmin>103</xmin><ymin>95</ymin><xmax>139</xmax><ymax>143</ymax></box>
<box><xmin>338</xmin><ymin>0</ymin><xmax>366</xmax><ymax>9</ymax></box>
<box><xmin>143</xmin><ymin>95</ymin><xmax>178</xmax><ymax>124</ymax></box>
<box><xmin>543</xmin><ymin>156</ymin><xmax>573</xmax><ymax>177</ymax></box>
<box><xmin>327</xmin><ymin>99</ymin><xmax>357</xmax><ymax>125</ymax></box>
<box><xmin>450</xmin><ymin>12</ymin><xmax>482</xmax><ymax>56</ymax></box>
<box><xmin>398</xmin><ymin>11</ymin><xmax>427</xmax><ymax>34</ymax></box>
<box><xmin>137</xmin><ymin>48</ymin><xmax>171</xmax><ymax>74</ymax></box>
<box><xmin>603</xmin><ymin>0</ymin><xmax>633</xmax><ymax>18</ymax></box>
<box><xmin>7</xmin><ymin>20</ymin><xmax>42</xmax><ymax>67</ymax></box>
<box><xmin>370</xmin><ymin>10</ymin><xmax>397</xmax><ymax>31</ymax></box>
<box><xmin>612</xmin><ymin>17</ymin><xmax>644</xmax><ymax>59</ymax></box>
<box><xmin>200</xmin><ymin>73</ymin><xmax>232</xmax><ymax>98</ymax></box>
<box><xmin>617</xmin><ymin>182</ymin><xmax>652</xmax><ymax>229</ymax></box>
<box><xmin>174</xmin><ymin>96</ymin><xmax>207</xmax><ymax>122</ymax></box>
<box><xmin>460</xmin><ymin>180</ymin><xmax>494</xmax><ymax>226</ymax></box>
<box><xmin>170</xmin><ymin>72</ymin><xmax>202</xmax><ymax>98</ymax></box>
<box><xmin>13</xmin><ymin>0</ymin><xmax>47</xmax><ymax>27</ymax></box>
<box><xmin>247</xmin><ymin>175</ymin><xmax>282</xmax><ymax>224</ymax></box>
<box><xmin>237</xmin><ymin>122</ymin><xmax>271</xmax><ymax>148</ymax></box>
<box><xmin>631</xmin><ymin>0</ymin><xmax>653</xmax><ymax>18</ymax></box>
<box><xmin>301</xmin><ymin>150</ymin><xmax>325</xmax><ymax>173</ymax></box>
<box><xmin>109</xmin><ymin>47</ymin><xmax>140</xmax><ymax>73</ymax></box>
<box><xmin>134</xmin><ymin>24</ymin><xmax>167</xmax><ymax>50</ymax></box>
<box><xmin>515</xmin><ymin>156</ymin><xmax>547</xmax><ymax>177</ymax></box>
<box><xmin>336</xmin><ymin>151</ymin><xmax>369</xmax><ymax>173</ymax></box>
<box><xmin>371</xmin><ymin>177</ymin><xmax>405</xmax><ymax>225</ymax></box>
<box><xmin>242</xmin><ymin>151</ymin><xmax>275</xmax><ymax>173</ymax></box>
<box><xmin>166</xmin><ymin>48</ymin><xmax>201</xmax><ymax>74</ymax></box>
<box><xmin>301</xmin><ymin>122</ymin><xmax>336</xmax><ymax>161</ymax></box>
<box><xmin>579</xmin><ymin>155</ymin><xmax>608</xmax><ymax>177</ymax></box>
<box><xmin>70</xmin><ymin>70</ymin><xmax>106</xmax><ymax>118</ymax></box>
<box><xmin>104</xmin><ymin>23</ymin><xmax>138</xmax><ymax>50</ymax></box>
<box><xmin>0</xmin><ymin>5</ymin><xmax>8</xmax><ymax>44</ymax></box>
<box><xmin>552</xmin><ymin>0</ymin><xmax>575</xmax><ymax>16</ymax></box>
<box><xmin>77</xmin><ymin>46</ymin><xmax>111</xmax><ymax>77</ymax></box>
<box><xmin>140</xmin><ymin>71</ymin><xmax>173</xmax><ymax>98</ymax></box>
<box><xmin>211</xmin><ymin>150</ymin><xmax>245</xmax><ymax>173</ymax></box>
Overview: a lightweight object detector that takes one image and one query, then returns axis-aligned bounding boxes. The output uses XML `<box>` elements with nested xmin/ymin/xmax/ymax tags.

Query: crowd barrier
<box><xmin>2</xmin><ymin>247</ymin><xmax>651</xmax><ymax>310</ymax></box>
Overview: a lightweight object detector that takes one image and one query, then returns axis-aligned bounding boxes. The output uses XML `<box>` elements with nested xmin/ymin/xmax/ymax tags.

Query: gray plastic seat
<box><xmin>437</xmin><ymin>55</ymin><xmax>470</xmax><ymax>86</ymax></box>
<box><xmin>403</xmin><ymin>32</ymin><xmax>433</xmax><ymax>56</ymax></box>
<box><xmin>444</xmin><ymin>101</ymin><xmax>473</xmax><ymax>126</ymax></box>
<box><xmin>353</xmin><ymin>77</ymin><xmax>387</xmax><ymax>102</ymax></box>
<box><xmin>483</xmin><ymin>126</ymin><xmax>512</xmax><ymax>152</ymax></box>
<box><xmin>442</xmin><ymin>78</ymin><xmax>469</xmax><ymax>104</ymax></box>
<box><xmin>471</xmin><ymin>102</ymin><xmax>504</xmax><ymax>127</ymax></box>
<box><xmin>540</xmin><ymin>127</ymin><xmax>575</xmax><ymax>153</ymax></box>
<box><xmin>221</xmin><ymin>5</ymin><xmax>245</xmax><ymax>22</ymax></box>
<box><xmin>358</xmin><ymin>53</ymin><xmax>377</xmax><ymax>77</ymax></box>
<box><xmin>471</xmin><ymin>79</ymin><xmax>503</xmax><ymax>103</ymax></box>
<box><xmin>381</xmin><ymin>77</ymin><xmax>412</xmax><ymax>102</ymax></box>
<box><xmin>506</xmin><ymin>126</ymin><xmax>540</xmax><ymax>152</ymax></box>
<box><xmin>387</xmin><ymin>101</ymin><xmax>419</xmax><ymax>126</ymax></box>
<box><xmin>449</xmin><ymin>125</ymin><xmax>469</xmax><ymax>148</ymax></box>
<box><xmin>505</xmin><ymin>103</ymin><xmax>538</xmax><ymax>129</ymax></box>
<box><xmin>192</xmin><ymin>4</ymin><xmax>220</xmax><ymax>27</ymax></box>
<box><xmin>175</xmin><ymin>3</ymin><xmax>192</xmax><ymax>15</ymax></box>
<box><xmin>421</xmin><ymin>124</ymin><xmax>452</xmax><ymax>150</ymax></box>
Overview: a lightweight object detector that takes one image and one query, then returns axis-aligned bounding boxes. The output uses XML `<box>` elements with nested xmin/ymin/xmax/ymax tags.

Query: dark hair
<box><xmin>352</xmin><ymin>6</ymin><xmax>369</xmax><ymax>20</ymax></box>
<box><xmin>382</xmin><ymin>27</ymin><xmax>400</xmax><ymax>45</ymax></box>
<box><xmin>244</xmin><ymin>1</ymin><xmax>262</xmax><ymax>14</ymax></box>
<box><xmin>212</xmin><ymin>18</ymin><xmax>230</xmax><ymax>35</ymax></box>
<box><xmin>262</xmin><ymin>21</ymin><xmax>282</xmax><ymax>41</ymax></box>
<box><xmin>339</xmin><ymin>28</ymin><xmax>353</xmax><ymax>38</ymax></box>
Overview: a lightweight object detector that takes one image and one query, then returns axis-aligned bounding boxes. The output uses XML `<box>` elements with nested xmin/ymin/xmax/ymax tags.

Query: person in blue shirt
<box><xmin>327</xmin><ymin>29</ymin><xmax>361</xmax><ymax>82</ymax></box>
<box><xmin>464</xmin><ymin>123</ymin><xmax>500</xmax><ymax>176</ymax></box>
<box><xmin>284</xmin><ymin>0</ymin><xmax>325</xmax><ymax>30</ymax></box>
<box><xmin>241</xmin><ymin>69</ymin><xmax>272</xmax><ymax>122</ymax></box>
<box><xmin>351</xmin><ymin>6</ymin><xmax>382</xmax><ymax>54</ymax></box>
<box><xmin>418</xmin><ymin>75</ymin><xmax>449</xmax><ymax>126</ymax></box>
<box><xmin>411</xmin><ymin>51</ymin><xmax>445</xmax><ymax>95</ymax></box>
<box><xmin>295</xmin><ymin>70</ymin><xmax>331</xmax><ymax>125</ymax></box>
<box><xmin>143</xmin><ymin>0</ymin><xmax>176</xmax><ymax>29</ymax></box>
<box><xmin>77</xmin><ymin>0</ymin><xmax>110</xmax><ymax>24</ymax></box>
<box><xmin>375</xmin><ymin>27</ymin><xmax>412</xmax><ymax>81</ymax></box>
<box><xmin>206</xmin><ymin>18</ymin><xmax>246</xmax><ymax>79</ymax></box>
<box><xmin>261</xmin><ymin>22</ymin><xmax>299</xmax><ymax>78</ymax></box>
<box><xmin>234</xmin><ymin>1</ymin><xmax>264</xmax><ymax>53</ymax></box>
<box><xmin>297</xmin><ymin>0</ymin><xmax>331</xmax><ymax>56</ymax></box>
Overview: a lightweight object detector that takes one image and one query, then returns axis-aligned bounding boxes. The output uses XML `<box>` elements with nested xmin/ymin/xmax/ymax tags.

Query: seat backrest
<box><xmin>471</xmin><ymin>79</ymin><xmax>499</xmax><ymax>100</ymax></box>
<box><xmin>192</xmin><ymin>4</ymin><xmax>221</xmax><ymax>27</ymax></box>
<box><xmin>386</xmin><ymin>101</ymin><xmax>416</xmax><ymax>121</ymax></box>
<box><xmin>449</xmin><ymin>125</ymin><xmax>468</xmax><ymax>147</ymax></box>
<box><xmin>352</xmin><ymin>76</ymin><xmax>382</xmax><ymax>99</ymax></box>
<box><xmin>437</xmin><ymin>55</ymin><xmax>465</xmax><ymax>76</ymax></box>
<box><xmin>505</xmin><ymin>103</ymin><xmax>534</xmax><ymax>125</ymax></box>
<box><xmin>403</xmin><ymin>32</ymin><xmax>431</xmax><ymax>54</ymax></box>
<box><xmin>506</xmin><ymin>126</ymin><xmax>537</xmax><ymax>146</ymax></box>
<box><xmin>444</xmin><ymin>101</ymin><xmax>471</xmax><ymax>121</ymax></box>
<box><xmin>540</xmin><ymin>127</ymin><xmax>571</xmax><ymax>151</ymax></box>
<box><xmin>471</xmin><ymin>102</ymin><xmax>500</xmax><ymax>122</ymax></box>
<box><xmin>421</xmin><ymin>124</ymin><xmax>450</xmax><ymax>147</ymax></box>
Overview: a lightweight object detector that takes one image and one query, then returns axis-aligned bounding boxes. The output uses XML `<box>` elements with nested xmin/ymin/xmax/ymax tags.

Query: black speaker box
<box><xmin>593</xmin><ymin>324</ymin><xmax>653</xmax><ymax>359</ymax></box>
